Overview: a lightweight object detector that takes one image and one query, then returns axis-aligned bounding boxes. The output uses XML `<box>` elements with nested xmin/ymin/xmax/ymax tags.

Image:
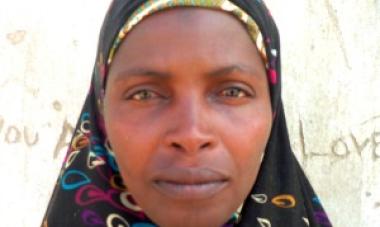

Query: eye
<box><xmin>219</xmin><ymin>87</ymin><xmax>252</xmax><ymax>98</ymax></box>
<box><xmin>126</xmin><ymin>89</ymin><xmax>160</xmax><ymax>101</ymax></box>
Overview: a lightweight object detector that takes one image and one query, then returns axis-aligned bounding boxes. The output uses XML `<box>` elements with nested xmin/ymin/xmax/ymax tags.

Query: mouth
<box><xmin>152</xmin><ymin>168</ymin><xmax>230</xmax><ymax>201</ymax></box>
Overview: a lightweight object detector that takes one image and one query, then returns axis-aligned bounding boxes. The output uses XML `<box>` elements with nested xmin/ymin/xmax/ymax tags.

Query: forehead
<box><xmin>121</xmin><ymin>7</ymin><xmax>253</xmax><ymax>46</ymax></box>
<box><xmin>105</xmin><ymin>0</ymin><xmax>272</xmax><ymax>78</ymax></box>
<box><xmin>128</xmin><ymin>7</ymin><xmax>246</xmax><ymax>30</ymax></box>
<box><xmin>110</xmin><ymin>8</ymin><xmax>261</xmax><ymax>67</ymax></box>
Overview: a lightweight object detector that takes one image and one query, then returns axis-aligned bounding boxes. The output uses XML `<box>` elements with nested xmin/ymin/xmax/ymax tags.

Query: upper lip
<box><xmin>152</xmin><ymin>167</ymin><xmax>230</xmax><ymax>185</ymax></box>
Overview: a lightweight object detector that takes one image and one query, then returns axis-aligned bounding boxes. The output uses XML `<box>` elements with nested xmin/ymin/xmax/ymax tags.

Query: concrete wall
<box><xmin>0</xmin><ymin>0</ymin><xmax>379</xmax><ymax>226</ymax></box>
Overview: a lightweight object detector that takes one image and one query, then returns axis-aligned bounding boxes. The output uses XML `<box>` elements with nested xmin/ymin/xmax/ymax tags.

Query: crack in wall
<box><xmin>324</xmin><ymin>0</ymin><xmax>352</xmax><ymax>70</ymax></box>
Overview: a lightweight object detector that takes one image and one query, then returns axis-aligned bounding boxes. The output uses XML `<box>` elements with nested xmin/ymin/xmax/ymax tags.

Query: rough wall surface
<box><xmin>0</xmin><ymin>0</ymin><xmax>379</xmax><ymax>226</ymax></box>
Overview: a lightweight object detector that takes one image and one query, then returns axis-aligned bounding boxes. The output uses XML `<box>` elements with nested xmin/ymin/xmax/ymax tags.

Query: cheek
<box><xmin>227</xmin><ymin>125</ymin><xmax>268</xmax><ymax>170</ymax></box>
<box><xmin>103</xmin><ymin>104</ymin><xmax>161</xmax><ymax>182</ymax></box>
<box><xmin>237</xmin><ymin>117</ymin><xmax>270</xmax><ymax>157</ymax></box>
<box><xmin>219</xmin><ymin>105</ymin><xmax>272</xmax><ymax>182</ymax></box>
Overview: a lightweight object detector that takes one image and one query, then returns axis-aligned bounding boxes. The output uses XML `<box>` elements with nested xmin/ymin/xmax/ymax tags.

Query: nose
<box><xmin>163</xmin><ymin>96</ymin><xmax>217</xmax><ymax>154</ymax></box>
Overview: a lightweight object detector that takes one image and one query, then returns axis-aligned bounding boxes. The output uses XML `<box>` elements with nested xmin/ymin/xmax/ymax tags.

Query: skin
<box><xmin>104</xmin><ymin>8</ymin><xmax>272</xmax><ymax>227</ymax></box>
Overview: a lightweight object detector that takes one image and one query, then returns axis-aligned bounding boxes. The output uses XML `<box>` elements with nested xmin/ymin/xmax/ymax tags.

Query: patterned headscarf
<box><xmin>43</xmin><ymin>0</ymin><xmax>332</xmax><ymax>226</ymax></box>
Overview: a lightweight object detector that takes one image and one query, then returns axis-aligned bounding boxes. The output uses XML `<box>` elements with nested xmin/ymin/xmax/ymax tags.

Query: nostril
<box><xmin>171</xmin><ymin>142</ymin><xmax>182</xmax><ymax>149</ymax></box>
<box><xmin>170</xmin><ymin>142</ymin><xmax>211</xmax><ymax>151</ymax></box>
<box><xmin>200</xmin><ymin>142</ymin><xmax>211</xmax><ymax>149</ymax></box>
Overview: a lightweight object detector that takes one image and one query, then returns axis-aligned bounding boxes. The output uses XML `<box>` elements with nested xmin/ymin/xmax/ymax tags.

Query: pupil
<box><xmin>142</xmin><ymin>91</ymin><xmax>150</xmax><ymax>99</ymax></box>
<box><xmin>228</xmin><ymin>88</ymin><xmax>239</xmax><ymax>96</ymax></box>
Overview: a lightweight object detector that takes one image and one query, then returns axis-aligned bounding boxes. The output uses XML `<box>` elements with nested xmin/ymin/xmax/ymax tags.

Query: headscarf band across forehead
<box><xmin>107</xmin><ymin>0</ymin><xmax>265</xmax><ymax>66</ymax></box>
<box><xmin>43</xmin><ymin>0</ymin><xmax>332</xmax><ymax>226</ymax></box>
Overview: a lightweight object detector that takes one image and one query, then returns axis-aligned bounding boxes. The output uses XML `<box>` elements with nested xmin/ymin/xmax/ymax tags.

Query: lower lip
<box><xmin>153</xmin><ymin>180</ymin><xmax>228</xmax><ymax>200</ymax></box>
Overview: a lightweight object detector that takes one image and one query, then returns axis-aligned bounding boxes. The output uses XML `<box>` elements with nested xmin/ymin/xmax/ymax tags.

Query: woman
<box><xmin>43</xmin><ymin>0</ymin><xmax>332</xmax><ymax>226</ymax></box>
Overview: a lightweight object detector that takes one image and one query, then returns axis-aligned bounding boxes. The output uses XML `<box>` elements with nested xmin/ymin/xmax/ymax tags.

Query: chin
<box><xmin>148</xmin><ymin>208</ymin><xmax>231</xmax><ymax>227</ymax></box>
<box><xmin>139</xmin><ymin>193</ymin><xmax>237</xmax><ymax>227</ymax></box>
<box><xmin>129</xmin><ymin>178</ymin><xmax>248</xmax><ymax>227</ymax></box>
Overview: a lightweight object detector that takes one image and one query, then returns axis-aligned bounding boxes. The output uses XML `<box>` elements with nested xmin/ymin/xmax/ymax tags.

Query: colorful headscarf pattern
<box><xmin>43</xmin><ymin>0</ymin><xmax>332</xmax><ymax>226</ymax></box>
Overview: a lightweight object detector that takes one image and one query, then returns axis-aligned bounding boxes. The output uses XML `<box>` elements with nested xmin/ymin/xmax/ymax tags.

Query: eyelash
<box><xmin>125</xmin><ymin>89</ymin><xmax>161</xmax><ymax>101</ymax></box>
<box><xmin>218</xmin><ymin>87</ymin><xmax>253</xmax><ymax>98</ymax></box>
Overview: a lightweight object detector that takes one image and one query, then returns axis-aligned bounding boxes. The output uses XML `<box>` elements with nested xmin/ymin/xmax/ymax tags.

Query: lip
<box><xmin>152</xmin><ymin>167</ymin><xmax>230</xmax><ymax>201</ymax></box>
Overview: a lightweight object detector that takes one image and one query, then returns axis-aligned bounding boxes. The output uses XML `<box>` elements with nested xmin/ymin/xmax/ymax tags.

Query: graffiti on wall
<box><xmin>0</xmin><ymin>114</ymin><xmax>74</xmax><ymax>159</ymax></box>
<box><xmin>53</xmin><ymin>118</ymin><xmax>74</xmax><ymax>159</ymax></box>
<box><xmin>6</xmin><ymin>30</ymin><xmax>26</xmax><ymax>45</ymax></box>
<box><xmin>0</xmin><ymin>115</ymin><xmax>39</xmax><ymax>146</ymax></box>
<box><xmin>298</xmin><ymin>115</ymin><xmax>380</xmax><ymax>162</ymax></box>
<box><xmin>0</xmin><ymin>99</ymin><xmax>75</xmax><ymax>159</ymax></box>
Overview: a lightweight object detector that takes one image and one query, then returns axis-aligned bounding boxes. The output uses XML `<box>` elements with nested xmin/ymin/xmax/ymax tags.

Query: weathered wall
<box><xmin>267</xmin><ymin>1</ymin><xmax>380</xmax><ymax>226</ymax></box>
<box><xmin>0</xmin><ymin>0</ymin><xmax>379</xmax><ymax>226</ymax></box>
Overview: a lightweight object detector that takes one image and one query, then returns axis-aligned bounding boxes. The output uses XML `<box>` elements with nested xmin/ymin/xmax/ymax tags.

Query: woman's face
<box><xmin>104</xmin><ymin>8</ymin><xmax>272</xmax><ymax>227</ymax></box>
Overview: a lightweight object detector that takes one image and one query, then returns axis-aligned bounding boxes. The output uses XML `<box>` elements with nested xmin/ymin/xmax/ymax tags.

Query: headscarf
<box><xmin>43</xmin><ymin>0</ymin><xmax>332</xmax><ymax>226</ymax></box>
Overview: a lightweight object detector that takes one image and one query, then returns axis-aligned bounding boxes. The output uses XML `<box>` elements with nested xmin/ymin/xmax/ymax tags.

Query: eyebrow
<box><xmin>114</xmin><ymin>64</ymin><xmax>259</xmax><ymax>82</ymax></box>
<box><xmin>206</xmin><ymin>65</ymin><xmax>259</xmax><ymax>78</ymax></box>
<box><xmin>114</xmin><ymin>68</ymin><xmax>171</xmax><ymax>82</ymax></box>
